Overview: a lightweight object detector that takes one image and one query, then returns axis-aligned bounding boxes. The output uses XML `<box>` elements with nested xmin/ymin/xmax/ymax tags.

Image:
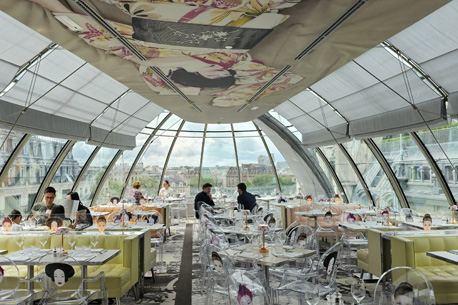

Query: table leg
<box><xmin>314</xmin><ymin>216</ymin><xmax>318</xmax><ymax>230</ymax></box>
<box><xmin>82</xmin><ymin>265</ymin><xmax>88</xmax><ymax>294</ymax></box>
<box><xmin>263</xmin><ymin>265</ymin><xmax>270</xmax><ymax>285</ymax></box>
<box><xmin>27</xmin><ymin>265</ymin><xmax>34</xmax><ymax>292</ymax></box>
<box><xmin>139</xmin><ymin>234</ymin><xmax>145</xmax><ymax>298</ymax></box>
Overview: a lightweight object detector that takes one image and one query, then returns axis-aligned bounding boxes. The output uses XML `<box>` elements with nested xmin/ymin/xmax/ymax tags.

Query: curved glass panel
<box><xmin>97</xmin><ymin>134</ymin><xmax>149</xmax><ymax>202</ymax></box>
<box><xmin>342</xmin><ymin>140</ymin><xmax>399</xmax><ymax>210</ymax></box>
<box><xmin>51</xmin><ymin>142</ymin><xmax>97</xmax><ymax>200</ymax></box>
<box><xmin>76</xmin><ymin>147</ymin><xmax>117</xmax><ymax>203</ymax></box>
<box><xmin>1</xmin><ymin>136</ymin><xmax>66</xmax><ymax>215</ymax></box>
<box><xmin>374</xmin><ymin>134</ymin><xmax>448</xmax><ymax>213</ymax></box>
<box><xmin>309</xmin><ymin>148</ymin><xmax>340</xmax><ymax>196</ymax></box>
<box><xmin>0</xmin><ymin>130</ymin><xmax>24</xmax><ymax>170</ymax></box>
<box><xmin>320</xmin><ymin>145</ymin><xmax>369</xmax><ymax>205</ymax></box>
<box><xmin>415</xmin><ymin>120</ymin><xmax>458</xmax><ymax>203</ymax></box>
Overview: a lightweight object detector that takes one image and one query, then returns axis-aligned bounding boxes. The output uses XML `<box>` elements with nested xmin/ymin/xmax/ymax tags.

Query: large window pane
<box><xmin>308</xmin><ymin>148</ymin><xmax>340</xmax><ymax>197</ymax></box>
<box><xmin>51</xmin><ymin>142</ymin><xmax>97</xmax><ymax>200</ymax></box>
<box><xmin>343</xmin><ymin>139</ymin><xmax>399</xmax><ymax>209</ymax></box>
<box><xmin>320</xmin><ymin>144</ymin><xmax>370</xmax><ymax>205</ymax></box>
<box><xmin>375</xmin><ymin>134</ymin><xmax>448</xmax><ymax>213</ymax></box>
<box><xmin>0</xmin><ymin>130</ymin><xmax>24</xmax><ymax>169</ymax></box>
<box><xmin>0</xmin><ymin>135</ymin><xmax>66</xmax><ymax>215</ymax></box>
<box><xmin>76</xmin><ymin>147</ymin><xmax>117</xmax><ymax>203</ymax></box>
<box><xmin>415</xmin><ymin>120</ymin><xmax>458</xmax><ymax>203</ymax></box>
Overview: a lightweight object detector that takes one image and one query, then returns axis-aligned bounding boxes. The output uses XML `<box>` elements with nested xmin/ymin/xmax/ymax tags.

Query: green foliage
<box><xmin>251</xmin><ymin>174</ymin><xmax>275</xmax><ymax>186</ymax></box>
<box><xmin>279</xmin><ymin>176</ymin><xmax>295</xmax><ymax>185</ymax></box>
<box><xmin>138</xmin><ymin>176</ymin><xmax>159</xmax><ymax>189</ymax></box>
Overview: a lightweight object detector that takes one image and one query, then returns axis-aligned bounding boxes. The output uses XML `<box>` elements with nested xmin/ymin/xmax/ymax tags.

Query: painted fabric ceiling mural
<box><xmin>27</xmin><ymin>0</ymin><xmax>303</xmax><ymax>108</ymax></box>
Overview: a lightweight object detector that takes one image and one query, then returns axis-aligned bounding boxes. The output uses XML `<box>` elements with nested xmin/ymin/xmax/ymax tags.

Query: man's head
<box><xmin>202</xmin><ymin>183</ymin><xmax>212</xmax><ymax>194</ymax></box>
<box><xmin>237</xmin><ymin>183</ymin><xmax>247</xmax><ymax>195</ymax></box>
<box><xmin>44</xmin><ymin>187</ymin><xmax>56</xmax><ymax>208</ymax></box>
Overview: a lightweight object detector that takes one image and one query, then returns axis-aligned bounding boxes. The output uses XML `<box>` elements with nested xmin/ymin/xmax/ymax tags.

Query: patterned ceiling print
<box><xmin>27</xmin><ymin>0</ymin><xmax>302</xmax><ymax>108</ymax></box>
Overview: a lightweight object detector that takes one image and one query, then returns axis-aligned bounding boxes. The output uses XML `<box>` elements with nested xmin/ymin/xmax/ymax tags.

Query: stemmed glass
<box><xmin>67</xmin><ymin>233</ymin><xmax>77</xmax><ymax>250</ymax></box>
<box><xmin>351</xmin><ymin>276</ymin><xmax>366</xmax><ymax>304</ymax></box>
<box><xmin>16</xmin><ymin>234</ymin><xmax>24</xmax><ymax>253</ymax></box>
<box><xmin>38</xmin><ymin>235</ymin><xmax>48</xmax><ymax>249</ymax></box>
<box><xmin>304</xmin><ymin>284</ymin><xmax>320</xmax><ymax>305</ymax></box>
<box><xmin>90</xmin><ymin>234</ymin><xmax>99</xmax><ymax>250</ymax></box>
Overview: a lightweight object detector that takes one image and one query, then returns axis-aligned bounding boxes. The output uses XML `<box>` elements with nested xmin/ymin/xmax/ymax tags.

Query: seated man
<box><xmin>194</xmin><ymin>183</ymin><xmax>215</xmax><ymax>219</ymax></box>
<box><xmin>28</xmin><ymin>186</ymin><xmax>57</xmax><ymax>223</ymax></box>
<box><xmin>237</xmin><ymin>183</ymin><xmax>257</xmax><ymax>213</ymax></box>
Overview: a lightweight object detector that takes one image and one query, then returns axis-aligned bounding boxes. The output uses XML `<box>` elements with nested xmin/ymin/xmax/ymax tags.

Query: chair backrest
<box><xmin>285</xmin><ymin>220</ymin><xmax>301</xmax><ymax>245</ymax></box>
<box><xmin>229</xmin><ymin>270</ymin><xmax>269</xmax><ymax>305</ymax></box>
<box><xmin>106</xmin><ymin>210</ymin><xmax>129</xmax><ymax>224</ymax></box>
<box><xmin>0</xmin><ymin>254</ymin><xmax>20</xmax><ymax>300</ymax></box>
<box><xmin>37</xmin><ymin>253</ymin><xmax>82</xmax><ymax>301</ymax></box>
<box><xmin>374</xmin><ymin>266</ymin><xmax>435</xmax><ymax>305</ymax></box>
<box><xmin>317</xmin><ymin>242</ymin><xmax>342</xmax><ymax>289</ymax></box>
<box><xmin>293</xmin><ymin>225</ymin><xmax>316</xmax><ymax>250</ymax></box>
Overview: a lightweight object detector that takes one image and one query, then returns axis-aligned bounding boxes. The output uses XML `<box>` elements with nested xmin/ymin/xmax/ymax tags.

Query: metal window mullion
<box><xmin>71</xmin><ymin>146</ymin><xmax>101</xmax><ymax>192</ymax></box>
<box><xmin>0</xmin><ymin>134</ymin><xmax>32</xmax><ymax>185</ymax></box>
<box><xmin>338</xmin><ymin>144</ymin><xmax>375</xmax><ymax>206</ymax></box>
<box><xmin>91</xmin><ymin>150</ymin><xmax>123</xmax><ymax>206</ymax></box>
<box><xmin>315</xmin><ymin>148</ymin><xmax>348</xmax><ymax>203</ymax></box>
<box><xmin>120</xmin><ymin>113</ymin><xmax>172</xmax><ymax>198</ymax></box>
<box><xmin>34</xmin><ymin>140</ymin><xmax>77</xmax><ymax>203</ymax></box>
<box><xmin>364</xmin><ymin>139</ymin><xmax>409</xmax><ymax>208</ymax></box>
<box><xmin>157</xmin><ymin>120</ymin><xmax>185</xmax><ymax>195</ymax></box>
<box><xmin>253</xmin><ymin>122</ymin><xmax>281</xmax><ymax>192</ymax></box>
<box><xmin>231</xmin><ymin>124</ymin><xmax>241</xmax><ymax>183</ymax></box>
<box><xmin>410</xmin><ymin>132</ymin><xmax>456</xmax><ymax>206</ymax></box>
<box><xmin>198</xmin><ymin>124</ymin><xmax>208</xmax><ymax>190</ymax></box>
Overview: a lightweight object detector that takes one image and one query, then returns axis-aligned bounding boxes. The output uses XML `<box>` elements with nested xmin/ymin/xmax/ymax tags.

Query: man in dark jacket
<box><xmin>237</xmin><ymin>183</ymin><xmax>257</xmax><ymax>212</ymax></box>
<box><xmin>194</xmin><ymin>183</ymin><xmax>215</xmax><ymax>219</ymax></box>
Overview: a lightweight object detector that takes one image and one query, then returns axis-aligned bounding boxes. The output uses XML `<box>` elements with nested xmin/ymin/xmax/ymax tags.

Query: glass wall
<box><xmin>308</xmin><ymin>148</ymin><xmax>340</xmax><ymax>197</ymax></box>
<box><xmin>0</xmin><ymin>135</ymin><xmax>66</xmax><ymax>215</ymax></box>
<box><xmin>342</xmin><ymin>140</ymin><xmax>399</xmax><ymax>210</ymax></box>
<box><xmin>375</xmin><ymin>134</ymin><xmax>448</xmax><ymax>213</ymax></box>
<box><xmin>75</xmin><ymin>147</ymin><xmax>118</xmax><ymax>203</ymax></box>
<box><xmin>0</xmin><ymin>129</ymin><xmax>24</xmax><ymax>169</ymax></box>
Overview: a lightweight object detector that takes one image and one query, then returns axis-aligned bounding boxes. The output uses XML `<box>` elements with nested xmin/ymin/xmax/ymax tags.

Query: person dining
<box><xmin>237</xmin><ymin>183</ymin><xmax>257</xmax><ymax>213</ymax></box>
<box><xmin>159</xmin><ymin>180</ymin><xmax>174</xmax><ymax>198</ymax></box>
<box><xmin>194</xmin><ymin>183</ymin><xmax>215</xmax><ymax>218</ymax></box>
<box><xmin>9</xmin><ymin>209</ymin><xmax>23</xmax><ymax>231</ymax></box>
<box><xmin>129</xmin><ymin>181</ymin><xmax>143</xmax><ymax>204</ymax></box>
<box><xmin>28</xmin><ymin>186</ymin><xmax>57</xmax><ymax>222</ymax></box>
<box><xmin>49</xmin><ymin>205</ymin><xmax>72</xmax><ymax>227</ymax></box>
<box><xmin>66</xmin><ymin>191</ymin><xmax>93</xmax><ymax>228</ymax></box>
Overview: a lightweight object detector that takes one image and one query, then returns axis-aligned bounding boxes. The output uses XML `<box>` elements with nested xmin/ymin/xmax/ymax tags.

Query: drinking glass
<box><xmin>16</xmin><ymin>234</ymin><xmax>24</xmax><ymax>253</ymax></box>
<box><xmin>67</xmin><ymin>233</ymin><xmax>77</xmax><ymax>250</ymax></box>
<box><xmin>90</xmin><ymin>234</ymin><xmax>99</xmax><ymax>250</ymax></box>
<box><xmin>378</xmin><ymin>291</ymin><xmax>394</xmax><ymax>305</ymax></box>
<box><xmin>351</xmin><ymin>277</ymin><xmax>366</xmax><ymax>304</ymax></box>
<box><xmin>304</xmin><ymin>284</ymin><xmax>320</xmax><ymax>305</ymax></box>
<box><xmin>38</xmin><ymin>235</ymin><xmax>48</xmax><ymax>249</ymax></box>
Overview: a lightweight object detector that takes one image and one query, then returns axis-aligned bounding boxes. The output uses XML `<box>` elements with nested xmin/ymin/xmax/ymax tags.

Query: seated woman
<box><xmin>129</xmin><ymin>181</ymin><xmax>143</xmax><ymax>204</ymax></box>
<box><xmin>9</xmin><ymin>209</ymin><xmax>23</xmax><ymax>231</ymax></box>
<box><xmin>159</xmin><ymin>180</ymin><xmax>174</xmax><ymax>199</ymax></box>
<box><xmin>49</xmin><ymin>205</ymin><xmax>72</xmax><ymax>227</ymax></box>
<box><xmin>66</xmin><ymin>191</ymin><xmax>93</xmax><ymax>228</ymax></box>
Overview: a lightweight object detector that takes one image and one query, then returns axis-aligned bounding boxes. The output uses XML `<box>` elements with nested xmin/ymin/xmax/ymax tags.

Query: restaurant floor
<box><xmin>114</xmin><ymin>221</ymin><xmax>380</xmax><ymax>305</ymax></box>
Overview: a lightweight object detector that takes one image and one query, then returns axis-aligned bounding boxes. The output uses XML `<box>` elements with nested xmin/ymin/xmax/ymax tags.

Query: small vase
<box><xmin>259</xmin><ymin>231</ymin><xmax>269</xmax><ymax>254</ymax></box>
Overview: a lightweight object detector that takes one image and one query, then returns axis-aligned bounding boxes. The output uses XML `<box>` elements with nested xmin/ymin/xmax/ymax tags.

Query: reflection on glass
<box><xmin>76</xmin><ymin>147</ymin><xmax>117</xmax><ymax>203</ymax></box>
<box><xmin>1</xmin><ymin>135</ymin><xmax>66</xmax><ymax>215</ymax></box>
<box><xmin>343</xmin><ymin>140</ymin><xmax>399</xmax><ymax>210</ymax></box>
<box><xmin>374</xmin><ymin>134</ymin><xmax>448</xmax><ymax>213</ymax></box>
<box><xmin>264</xmin><ymin>137</ymin><xmax>296</xmax><ymax>196</ymax></box>
<box><xmin>308</xmin><ymin>148</ymin><xmax>340</xmax><ymax>196</ymax></box>
<box><xmin>0</xmin><ymin>130</ymin><xmax>24</xmax><ymax>169</ymax></box>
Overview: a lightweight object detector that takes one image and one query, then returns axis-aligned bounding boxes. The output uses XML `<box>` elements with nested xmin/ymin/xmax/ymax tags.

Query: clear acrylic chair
<box><xmin>151</xmin><ymin>226</ymin><xmax>166</xmax><ymax>272</ymax></box>
<box><xmin>228</xmin><ymin>270</ymin><xmax>270</xmax><ymax>305</ymax></box>
<box><xmin>171</xmin><ymin>198</ymin><xmax>189</xmax><ymax>225</ymax></box>
<box><xmin>35</xmin><ymin>253</ymin><xmax>107</xmax><ymax>304</ymax></box>
<box><xmin>373</xmin><ymin>266</ymin><xmax>435</xmax><ymax>305</ymax></box>
<box><xmin>285</xmin><ymin>220</ymin><xmax>301</xmax><ymax>246</ymax></box>
<box><xmin>338</xmin><ymin>229</ymin><xmax>367</xmax><ymax>271</ymax></box>
<box><xmin>204</xmin><ymin>244</ymin><xmax>235</xmax><ymax>305</ymax></box>
<box><xmin>0</xmin><ymin>254</ymin><xmax>39</xmax><ymax>304</ymax></box>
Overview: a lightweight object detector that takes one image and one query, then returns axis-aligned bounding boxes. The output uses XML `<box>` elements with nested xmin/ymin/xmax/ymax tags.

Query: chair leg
<box><xmin>116</xmin><ymin>297</ymin><xmax>121</xmax><ymax>305</ymax></box>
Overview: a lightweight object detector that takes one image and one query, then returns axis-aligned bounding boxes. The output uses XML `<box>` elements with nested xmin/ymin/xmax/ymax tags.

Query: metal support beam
<box><xmin>71</xmin><ymin>146</ymin><xmax>101</xmax><ymax>192</ymax></box>
<box><xmin>364</xmin><ymin>139</ymin><xmax>409</xmax><ymax>208</ymax></box>
<box><xmin>91</xmin><ymin>150</ymin><xmax>123</xmax><ymax>206</ymax></box>
<box><xmin>253</xmin><ymin>122</ymin><xmax>281</xmax><ymax>192</ymax></box>
<box><xmin>258</xmin><ymin>113</ymin><xmax>334</xmax><ymax>197</ymax></box>
<box><xmin>230</xmin><ymin>124</ymin><xmax>242</xmax><ymax>183</ymax></box>
<box><xmin>198</xmin><ymin>124</ymin><xmax>208</xmax><ymax>191</ymax></box>
<box><xmin>158</xmin><ymin>120</ymin><xmax>185</xmax><ymax>195</ymax></box>
<box><xmin>0</xmin><ymin>134</ymin><xmax>31</xmax><ymax>186</ymax></box>
<box><xmin>120</xmin><ymin>113</ymin><xmax>172</xmax><ymax>198</ymax></box>
<box><xmin>315</xmin><ymin>148</ymin><xmax>348</xmax><ymax>203</ymax></box>
<box><xmin>410</xmin><ymin>132</ymin><xmax>456</xmax><ymax>206</ymax></box>
<box><xmin>34</xmin><ymin>140</ymin><xmax>76</xmax><ymax>203</ymax></box>
<box><xmin>338</xmin><ymin>144</ymin><xmax>375</xmax><ymax>206</ymax></box>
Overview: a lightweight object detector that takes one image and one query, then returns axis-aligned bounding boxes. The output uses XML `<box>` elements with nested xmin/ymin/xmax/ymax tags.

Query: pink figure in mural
<box><xmin>305</xmin><ymin>195</ymin><xmax>313</xmax><ymax>205</ymax></box>
<box><xmin>211</xmin><ymin>252</ymin><xmax>224</xmax><ymax>275</ymax></box>
<box><xmin>237</xmin><ymin>284</ymin><xmax>253</xmax><ymax>305</ymax></box>
<box><xmin>346</xmin><ymin>213</ymin><xmax>356</xmax><ymax>223</ymax></box>
<box><xmin>2</xmin><ymin>217</ymin><xmax>12</xmax><ymax>233</ymax></box>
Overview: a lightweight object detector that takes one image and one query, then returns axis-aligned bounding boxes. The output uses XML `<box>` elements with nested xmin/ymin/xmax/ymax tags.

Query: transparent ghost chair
<box><xmin>316</xmin><ymin>207</ymin><xmax>339</xmax><ymax>254</ymax></box>
<box><xmin>35</xmin><ymin>253</ymin><xmax>107</xmax><ymax>304</ymax></box>
<box><xmin>0</xmin><ymin>254</ymin><xmax>39</xmax><ymax>304</ymax></box>
<box><xmin>285</xmin><ymin>220</ymin><xmax>301</xmax><ymax>246</ymax></box>
<box><xmin>273</xmin><ymin>242</ymin><xmax>343</xmax><ymax>303</ymax></box>
<box><xmin>229</xmin><ymin>270</ymin><xmax>270</xmax><ymax>305</ymax></box>
<box><xmin>373</xmin><ymin>266</ymin><xmax>435</xmax><ymax>305</ymax></box>
<box><xmin>151</xmin><ymin>226</ymin><xmax>166</xmax><ymax>272</ymax></box>
<box><xmin>338</xmin><ymin>229</ymin><xmax>367</xmax><ymax>271</ymax></box>
<box><xmin>170</xmin><ymin>198</ymin><xmax>189</xmax><ymax>225</ymax></box>
<box><xmin>204</xmin><ymin>243</ymin><xmax>235</xmax><ymax>304</ymax></box>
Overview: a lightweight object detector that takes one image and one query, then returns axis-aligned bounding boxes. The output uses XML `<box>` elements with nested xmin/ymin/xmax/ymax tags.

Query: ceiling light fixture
<box><xmin>251</xmin><ymin>106</ymin><xmax>259</xmax><ymax>110</ymax></box>
<box><xmin>55</xmin><ymin>15</ymin><xmax>83</xmax><ymax>31</ymax></box>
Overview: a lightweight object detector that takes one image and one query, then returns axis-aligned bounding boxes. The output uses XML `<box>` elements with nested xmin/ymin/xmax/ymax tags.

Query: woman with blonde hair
<box><xmin>129</xmin><ymin>181</ymin><xmax>143</xmax><ymax>204</ymax></box>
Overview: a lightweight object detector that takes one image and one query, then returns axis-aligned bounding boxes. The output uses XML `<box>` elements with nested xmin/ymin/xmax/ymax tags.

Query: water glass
<box><xmin>16</xmin><ymin>234</ymin><xmax>24</xmax><ymax>252</ymax></box>
<box><xmin>38</xmin><ymin>235</ymin><xmax>48</xmax><ymax>249</ymax></box>
<box><xmin>67</xmin><ymin>233</ymin><xmax>77</xmax><ymax>250</ymax></box>
<box><xmin>351</xmin><ymin>277</ymin><xmax>366</xmax><ymax>304</ymax></box>
<box><xmin>90</xmin><ymin>234</ymin><xmax>99</xmax><ymax>250</ymax></box>
<box><xmin>378</xmin><ymin>291</ymin><xmax>394</xmax><ymax>305</ymax></box>
<box><xmin>304</xmin><ymin>284</ymin><xmax>320</xmax><ymax>305</ymax></box>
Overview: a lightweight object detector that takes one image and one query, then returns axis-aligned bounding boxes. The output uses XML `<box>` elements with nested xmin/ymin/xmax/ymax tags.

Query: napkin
<box><xmin>280</xmin><ymin>252</ymin><xmax>303</xmax><ymax>258</ymax></box>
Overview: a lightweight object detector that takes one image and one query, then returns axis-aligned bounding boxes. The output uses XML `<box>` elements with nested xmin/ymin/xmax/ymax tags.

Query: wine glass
<box><xmin>351</xmin><ymin>277</ymin><xmax>366</xmax><ymax>304</ymax></box>
<box><xmin>90</xmin><ymin>234</ymin><xmax>99</xmax><ymax>250</ymax></box>
<box><xmin>304</xmin><ymin>284</ymin><xmax>320</xmax><ymax>305</ymax></box>
<box><xmin>67</xmin><ymin>233</ymin><xmax>77</xmax><ymax>250</ymax></box>
<box><xmin>16</xmin><ymin>234</ymin><xmax>24</xmax><ymax>253</ymax></box>
<box><xmin>38</xmin><ymin>234</ymin><xmax>48</xmax><ymax>249</ymax></box>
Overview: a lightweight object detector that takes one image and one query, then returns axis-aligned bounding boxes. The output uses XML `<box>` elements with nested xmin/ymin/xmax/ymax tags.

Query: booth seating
<box><xmin>391</xmin><ymin>235</ymin><xmax>458</xmax><ymax>304</ymax></box>
<box><xmin>357</xmin><ymin>229</ymin><xmax>392</xmax><ymax>278</ymax></box>
<box><xmin>0</xmin><ymin>234</ymin><xmax>140</xmax><ymax>301</ymax></box>
<box><xmin>286</xmin><ymin>204</ymin><xmax>362</xmax><ymax>228</ymax></box>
